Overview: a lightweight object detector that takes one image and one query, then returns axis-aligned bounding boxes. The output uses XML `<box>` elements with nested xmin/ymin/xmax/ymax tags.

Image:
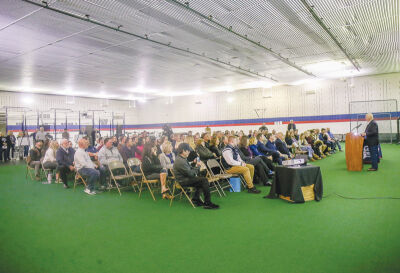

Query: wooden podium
<box><xmin>345</xmin><ymin>133</ymin><xmax>364</xmax><ymax>171</ymax></box>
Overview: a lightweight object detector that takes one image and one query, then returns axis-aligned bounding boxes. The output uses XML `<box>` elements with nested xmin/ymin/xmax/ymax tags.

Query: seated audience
<box><xmin>74</xmin><ymin>138</ymin><xmax>107</xmax><ymax>195</ymax></box>
<box><xmin>256</xmin><ymin>133</ymin><xmax>283</xmax><ymax>165</ymax></box>
<box><xmin>142</xmin><ymin>143</ymin><xmax>172</xmax><ymax>199</ymax></box>
<box><xmin>299</xmin><ymin>133</ymin><xmax>317</xmax><ymax>161</ymax></box>
<box><xmin>240</xmin><ymin>136</ymin><xmax>274</xmax><ymax>173</ymax></box>
<box><xmin>56</xmin><ymin>139</ymin><xmax>75</xmax><ymax>188</ymax></box>
<box><xmin>28</xmin><ymin>140</ymin><xmax>44</xmax><ymax>180</ymax></box>
<box><xmin>221</xmin><ymin>136</ymin><xmax>260</xmax><ymax>193</ymax></box>
<box><xmin>209</xmin><ymin>135</ymin><xmax>221</xmax><ymax>157</ymax></box>
<box><xmin>319</xmin><ymin>128</ymin><xmax>335</xmax><ymax>152</ymax></box>
<box><xmin>95</xmin><ymin>137</ymin><xmax>104</xmax><ymax>151</ymax></box>
<box><xmin>135</xmin><ymin>137</ymin><xmax>144</xmax><ymax>161</ymax></box>
<box><xmin>98</xmin><ymin>138</ymin><xmax>123</xmax><ymax>167</ymax></box>
<box><xmin>173</xmin><ymin>143</ymin><xmax>219</xmax><ymax>209</ymax></box>
<box><xmin>327</xmin><ymin>128</ymin><xmax>342</xmax><ymax>151</ymax></box>
<box><xmin>42</xmin><ymin>140</ymin><xmax>59</xmax><ymax>184</ymax></box>
<box><xmin>275</xmin><ymin>132</ymin><xmax>293</xmax><ymax>158</ymax></box>
<box><xmin>195</xmin><ymin>138</ymin><xmax>216</xmax><ymax>162</ymax></box>
<box><xmin>159</xmin><ymin>141</ymin><xmax>175</xmax><ymax>169</ymax></box>
<box><xmin>235</xmin><ymin>136</ymin><xmax>272</xmax><ymax>186</ymax></box>
<box><xmin>119</xmin><ymin>137</ymin><xmax>136</xmax><ymax>165</ymax></box>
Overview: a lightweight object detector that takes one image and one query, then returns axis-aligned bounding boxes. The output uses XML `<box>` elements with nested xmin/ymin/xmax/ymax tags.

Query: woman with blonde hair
<box><xmin>209</xmin><ymin>135</ymin><xmax>221</xmax><ymax>157</ymax></box>
<box><xmin>159</xmin><ymin>141</ymin><xmax>175</xmax><ymax>169</ymax></box>
<box><xmin>42</xmin><ymin>140</ymin><xmax>60</xmax><ymax>184</ymax></box>
<box><xmin>183</xmin><ymin>135</ymin><xmax>196</xmax><ymax>151</ymax></box>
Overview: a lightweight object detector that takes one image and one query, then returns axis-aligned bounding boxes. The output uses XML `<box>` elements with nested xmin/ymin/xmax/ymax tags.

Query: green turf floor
<box><xmin>1</xmin><ymin>144</ymin><xmax>400</xmax><ymax>273</ymax></box>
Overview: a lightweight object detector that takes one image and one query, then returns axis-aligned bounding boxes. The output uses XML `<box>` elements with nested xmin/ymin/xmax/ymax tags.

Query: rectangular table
<box><xmin>266</xmin><ymin>165</ymin><xmax>323</xmax><ymax>203</ymax></box>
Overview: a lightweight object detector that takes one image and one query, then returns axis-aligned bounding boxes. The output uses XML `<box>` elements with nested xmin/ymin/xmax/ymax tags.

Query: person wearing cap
<box><xmin>173</xmin><ymin>143</ymin><xmax>219</xmax><ymax>209</ymax></box>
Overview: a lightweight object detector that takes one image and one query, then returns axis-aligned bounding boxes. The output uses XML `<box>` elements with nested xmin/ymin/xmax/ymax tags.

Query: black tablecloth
<box><xmin>266</xmin><ymin>165</ymin><xmax>323</xmax><ymax>203</ymax></box>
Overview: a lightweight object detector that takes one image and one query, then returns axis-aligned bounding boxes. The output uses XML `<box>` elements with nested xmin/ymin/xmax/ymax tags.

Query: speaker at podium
<box><xmin>345</xmin><ymin>132</ymin><xmax>364</xmax><ymax>171</ymax></box>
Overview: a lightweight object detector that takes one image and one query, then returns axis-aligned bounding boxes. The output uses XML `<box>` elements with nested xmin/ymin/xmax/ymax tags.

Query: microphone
<box><xmin>351</xmin><ymin>123</ymin><xmax>362</xmax><ymax>132</ymax></box>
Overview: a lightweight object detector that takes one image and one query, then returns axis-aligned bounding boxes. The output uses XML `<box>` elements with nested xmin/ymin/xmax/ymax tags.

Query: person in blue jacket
<box><xmin>255</xmin><ymin>133</ymin><xmax>283</xmax><ymax>165</ymax></box>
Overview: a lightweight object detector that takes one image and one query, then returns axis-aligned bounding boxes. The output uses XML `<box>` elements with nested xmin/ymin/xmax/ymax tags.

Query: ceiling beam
<box><xmin>299</xmin><ymin>0</ymin><xmax>361</xmax><ymax>71</ymax></box>
<box><xmin>166</xmin><ymin>0</ymin><xmax>315</xmax><ymax>77</ymax></box>
<box><xmin>21</xmin><ymin>0</ymin><xmax>278</xmax><ymax>82</ymax></box>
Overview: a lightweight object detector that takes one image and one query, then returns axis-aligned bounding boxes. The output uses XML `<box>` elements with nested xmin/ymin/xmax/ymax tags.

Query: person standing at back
<box><xmin>361</xmin><ymin>113</ymin><xmax>379</xmax><ymax>171</ymax></box>
<box><xmin>287</xmin><ymin>120</ymin><xmax>296</xmax><ymax>131</ymax></box>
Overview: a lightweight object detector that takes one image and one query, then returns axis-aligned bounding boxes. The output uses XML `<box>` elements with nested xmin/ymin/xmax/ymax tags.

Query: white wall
<box><xmin>134</xmin><ymin>72</ymin><xmax>400</xmax><ymax>134</ymax></box>
<box><xmin>1</xmin><ymin>72</ymin><xmax>399</xmax><ymax>137</ymax></box>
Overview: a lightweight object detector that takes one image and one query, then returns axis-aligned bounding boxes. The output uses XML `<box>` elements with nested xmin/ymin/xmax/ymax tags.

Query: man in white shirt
<box><xmin>98</xmin><ymin>138</ymin><xmax>123</xmax><ymax>167</ymax></box>
<box><xmin>74</xmin><ymin>138</ymin><xmax>106</xmax><ymax>195</ymax></box>
<box><xmin>221</xmin><ymin>136</ymin><xmax>260</xmax><ymax>194</ymax></box>
<box><xmin>35</xmin><ymin>127</ymin><xmax>46</xmax><ymax>142</ymax></box>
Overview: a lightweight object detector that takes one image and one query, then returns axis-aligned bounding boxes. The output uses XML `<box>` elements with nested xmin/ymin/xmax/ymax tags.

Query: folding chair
<box><xmin>139</xmin><ymin>164</ymin><xmax>160</xmax><ymax>201</ymax></box>
<box><xmin>74</xmin><ymin>171</ymin><xmax>88</xmax><ymax>191</ymax></box>
<box><xmin>206</xmin><ymin>158</ymin><xmax>235</xmax><ymax>194</ymax></box>
<box><xmin>217</xmin><ymin>157</ymin><xmax>247</xmax><ymax>189</ymax></box>
<box><xmin>108</xmin><ymin>161</ymin><xmax>133</xmax><ymax>196</ymax></box>
<box><xmin>26</xmin><ymin>162</ymin><xmax>35</xmax><ymax>181</ymax></box>
<box><xmin>126</xmin><ymin>158</ymin><xmax>141</xmax><ymax>192</ymax></box>
<box><xmin>169</xmin><ymin>169</ymin><xmax>196</xmax><ymax>208</ymax></box>
<box><xmin>41</xmin><ymin>159</ymin><xmax>53</xmax><ymax>183</ymax></box>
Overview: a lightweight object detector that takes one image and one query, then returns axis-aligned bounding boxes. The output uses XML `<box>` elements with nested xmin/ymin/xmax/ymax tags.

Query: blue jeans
<box><xmin>368</xmin><ymin>145</ymin><xmax>378</xmax><ymax>170</ymax></box>
<box><xmin>79</xmin><ymin>167</ymin><xmax>107</xmax><ymax>191</ymax></box>
<box><xmin>335</xmin><ymin>141</ymin><xmax>342</xmax><ymax>151</ymax></box>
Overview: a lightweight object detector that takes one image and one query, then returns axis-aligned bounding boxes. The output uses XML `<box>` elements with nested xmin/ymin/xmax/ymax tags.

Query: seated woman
<box><xmin>299</xmin><ymin>133</ymin><xmax>318</xmax><ymax>161</ymax></box>
<box><xmin>159</xmin><ymin>141</ymin><xmax>175</xmax><ymax>170</ymax></box>
<box><xmin>42</xmin><ymin>140</ymin><xmax>59</xmax><ymax>184</ymax></box>
<box><xmin>306</xmin><ymin>130</ymin><xmax>324</xmax><ymax>158</ymax></box>
<box><xmin>142</xmin><ymin>143</ymin><xmax>173</xmax><ymax>199</ymax></box>
<box><xmin>209</xmin><ymin>135</ymin><xmax>221</xmax><ymax>157</ymax></box>
<box><xmin>135</xmin><ymin>137</ymin><xmax>144</xmax><ymax>161</ymax></box>
<box><xmin>240</xmin><ymin>136</ymin><xmax>274</xmax><ymax>174</ymax></box>
<box><xmin>195</xmin><ymin>138</ymin><xmax>216</xmax><ymax>162</ymax></box>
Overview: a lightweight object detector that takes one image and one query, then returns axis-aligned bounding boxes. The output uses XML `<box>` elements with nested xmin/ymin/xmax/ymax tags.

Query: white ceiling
<box><xmin>0</xmin><ymin>0</ymin><xmax>398</xmax><ymax>100</ymax></box>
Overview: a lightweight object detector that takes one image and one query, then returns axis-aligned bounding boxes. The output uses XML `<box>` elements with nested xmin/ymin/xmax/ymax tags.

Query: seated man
<box><xmin>327</xmin><ymin>128</ymin><xmax>342</xmax><ymax>151</ymax></box>
<box><xmin>173</xmin><ymin>143</ymin><xmax>219</xmax><ymax>209</ymax></box>
<box><xmin>256</xmin><ymin>133</ymin><xmax>283</xmax><ymax>165</ymax></box>
<box><xmin>221</xmin><ymin>136</ymin><xmax>260</xmax><ymax>194</ymax></box>
<box><xmin>319</xmin><ymin>128</ymin><xmax>335</xmax><ymax>152</ymax></box>
<box><xmin>74</xmin><ymin>138</ymin><xmax>107</xmax><ymax>195</ymax></box>
<box><xmin>98</xmin><ymin>137</ymin><xmax>123</xmax><ymax>167</ymax></box>
<box><xmin>275</xmin><ymin>132</ymin><xmax>293</xmax><ymax>158</ymax></box>
<box><xmin>56</xmin><ymin>138</ymin><xmax>75</xmax><ymax>188</ymax></box>
<box><xmin>28</xmin><ymin>140</ymin><xmax>43</xmax><ymax>180</ymax></box>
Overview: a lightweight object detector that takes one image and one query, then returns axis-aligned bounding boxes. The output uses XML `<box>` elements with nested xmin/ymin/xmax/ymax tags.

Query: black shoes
<box><xmin>192</xmin><ymin>199</ymin><xmax>219</xmax><ymax>209</ymax></box>
<box><xmin>203</xmin><ymin>202</ymin><xmax>220</xmax><ymax>209</ymax></box>
<box><xmin>192</xmin><ymin>199</ymin><xmax>205</xmax><ymax>207</ymax></box>
<box><xmin>248</xmin><ymin>187</ymin><xmax>261</xmax><ymax>194</ymax></box>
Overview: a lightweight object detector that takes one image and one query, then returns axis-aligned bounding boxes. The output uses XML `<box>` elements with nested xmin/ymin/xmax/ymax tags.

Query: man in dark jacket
<box><xmin>6</xmin><ymin>132</ymin><xmax>16</xmax><ymax>160</ymax></box>
<box><xmin>275</xmin><ymin>132</ymin><xmax>293</xmax><ymax>158</ymax></box>
<box><xmin>173</xmin><ymin>143</ymin><xmax>219</xmax><ymax>209</ymax></box>
<box><xmin>287</xmin><ymin>120</ymin><xmax>296</xmax><ymax>131</ymax></box>
<box><xmin>28</xmin><ymin>141</ymin><xmax>43</xmax><ymax>179</ymax></box>
<box><xmin>361</xmin><ymin>113</ymin><xmax>379</xmax><ymax>171</ymax></box>
<box><xmin>256</xmin><ymin>133</ymin><xmax>283</xmax><ymax>165</ymax></box>
<box><xmin>56</xmin><ymin>138</ymin><xmax>75</xmax><ymax>188</ymax></box>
